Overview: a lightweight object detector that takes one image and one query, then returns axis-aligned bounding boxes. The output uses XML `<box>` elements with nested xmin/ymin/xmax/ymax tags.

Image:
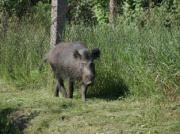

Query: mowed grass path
<box><xmin>0</xmin><ymin>80</ymin><xmax>180</xmax><ymax>134</ymax></box>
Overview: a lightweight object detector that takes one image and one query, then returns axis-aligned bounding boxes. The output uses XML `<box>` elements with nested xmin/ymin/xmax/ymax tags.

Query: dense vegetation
<box><xmin>1</xmin><ymin>20</ymin><xmax>179</xmax><ymax>98</ymax></box>
<box><xmin>1</xmin><ymin>0</ymin><xmax>180</xmax><ymax>25</ymax></box>
<box><xmin>0</xmin><ymin>0</ymin><xmax>180</xmax><ymax>133</ymax></box>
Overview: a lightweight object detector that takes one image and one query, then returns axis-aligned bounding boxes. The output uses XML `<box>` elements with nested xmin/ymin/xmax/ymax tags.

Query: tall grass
<box><xmin>0</xmin><ymin>22</ymin><xmax>50</xmax><ymax>89</ymax></box>
<box><xmin>0</xmin><ymin>21</ymin><xmax>179</xmax><ymax>99</ymax></box>
<box><xmin>64</xmin><ymin>24</ymin><xmax>180</xmax><ymax>99</ymax></box>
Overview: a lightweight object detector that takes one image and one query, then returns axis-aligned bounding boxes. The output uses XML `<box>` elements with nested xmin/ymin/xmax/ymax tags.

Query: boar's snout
<box><xmin>84</xmin><ymin>74</ymin><xmax>95</xmax><ymax>85</ymax></box>
<box><xmin>82</xmin><ymin>61</ymin><xmax>95</xmax><ymax>85</ymax></box>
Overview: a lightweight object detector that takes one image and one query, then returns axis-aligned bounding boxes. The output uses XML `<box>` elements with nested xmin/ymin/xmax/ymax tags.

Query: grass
<box><xmin>0</xmin><ymin>80</ymin><xmax>180</xmax><ymax>134</ymax></box>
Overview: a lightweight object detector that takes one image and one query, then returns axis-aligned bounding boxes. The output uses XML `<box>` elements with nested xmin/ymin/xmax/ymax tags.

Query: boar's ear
<box><xmin>92</xmin><ymin>48</ymin><xmax>100</xmax><ymax>59</ymax></box>
<box><xmin>73</xmin><ymin>49</ymin><xmax>81</xmax><ymax>59</ymax></box>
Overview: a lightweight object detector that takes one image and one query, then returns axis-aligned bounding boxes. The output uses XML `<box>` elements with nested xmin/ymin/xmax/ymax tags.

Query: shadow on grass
<box><xmin>0</xmin><ymin>108</ymin><xmax>18</xmax><ymax>134</ymax></box>
<box><xmin>0</xmin><ymin>108</ymin><xmax>39</xmax><ymax>134</ymax></box>
<box><xmin>87</xmin><ymin>76</ymin><xmax>129</xmax><ymax>101</ymax></box>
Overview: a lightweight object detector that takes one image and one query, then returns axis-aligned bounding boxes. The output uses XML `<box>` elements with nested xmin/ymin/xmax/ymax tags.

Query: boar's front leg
<box><xmin>68</xmin><ymin>78</ymin><xmax>74</xmax><ymax>98</ymax></box>
<box><xmin>81</xmin><ymin>85</ymin><xmax>87</xmax><ymax>102</ymax></box>
<box><xmin>54</xmin><ymin>79</ymin><xmax>60</xmax><ymax>97</ymax></box>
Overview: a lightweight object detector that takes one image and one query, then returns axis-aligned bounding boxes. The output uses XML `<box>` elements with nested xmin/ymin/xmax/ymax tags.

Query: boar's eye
<box><xmin>81</xmin><ymin>63</ymin><xmax>86</xmax><ymax>67</ymax></box>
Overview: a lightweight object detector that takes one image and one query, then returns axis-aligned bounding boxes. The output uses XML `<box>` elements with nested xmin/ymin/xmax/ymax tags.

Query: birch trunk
<box><xmin>50</xmin><ymin>0</ymin><xmax>67</xmax><ymax>46</ymax></box>
<box><xmin>109</xmin><ymin>0</ymin><xmax>117</xmax><ymax>24</ymax></box>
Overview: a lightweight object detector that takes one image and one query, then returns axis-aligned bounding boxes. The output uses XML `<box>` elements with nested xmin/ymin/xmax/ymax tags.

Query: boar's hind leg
<box><xmin>59</xmin><ymin>78</ymin><xmax>67</xmax><ymax>98</ymax></box>
<box><xmin>68</xmin><ymin>79</ymin><xmax>74</xmax><ymax>98</ymax></box>
<box><xmin>54</xmin><ymin>79</ymin><xmax>60</xmax><ymax>97</ymax></box>
<box><xmin>54</xmin><ymin>78</ymin><xmax>67</xmax><ymax>98</ymax></box>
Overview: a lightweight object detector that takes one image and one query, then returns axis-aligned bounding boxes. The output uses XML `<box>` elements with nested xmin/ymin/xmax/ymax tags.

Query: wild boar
<box><xmin>44</xmin><ymin>41</ymin><xmax>100</xmax><ymax>101</ymax></box>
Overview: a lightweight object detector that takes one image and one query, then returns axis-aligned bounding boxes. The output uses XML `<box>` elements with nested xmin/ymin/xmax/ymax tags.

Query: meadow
<box><xmin>0</xmin><ymin>20</ymin><xmax>180</xmax><ymax>133</ymax></box>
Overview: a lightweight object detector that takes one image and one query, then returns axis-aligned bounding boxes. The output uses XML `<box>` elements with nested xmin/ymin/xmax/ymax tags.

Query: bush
<box><xmin>120</xmin><ymin>0</ymin><xmax>180</xmax><ymax>28</ymax></box>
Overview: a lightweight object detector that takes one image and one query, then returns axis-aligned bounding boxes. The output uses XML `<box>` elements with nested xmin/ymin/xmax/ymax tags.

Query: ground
<box><xmin>0</xmin><ymin>80</ymin><xmax>180</xmax><ymax>134</ymax></box>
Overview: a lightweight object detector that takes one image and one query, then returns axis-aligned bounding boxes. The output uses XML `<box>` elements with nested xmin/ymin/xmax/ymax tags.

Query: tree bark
<box><xmin>50</xmin><ymin>0</ymin><xmax>67</xmax><ymax>46</ymax></box>
<box><xmin>109</xmin><ymin>0</ymin><xmax>117</xmax><ymax>24</ymax></box>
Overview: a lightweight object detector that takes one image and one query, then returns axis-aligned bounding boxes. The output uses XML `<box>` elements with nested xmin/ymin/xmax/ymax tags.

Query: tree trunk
<box><xmin>109</xmin><ymin>0</ymin><xmax>117</xmax><ymax>24</ymax></box>
<box><xmin>50</xmin><ymin>0</ymin><xmax>67</xmax><ymax>46</ymax></box>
